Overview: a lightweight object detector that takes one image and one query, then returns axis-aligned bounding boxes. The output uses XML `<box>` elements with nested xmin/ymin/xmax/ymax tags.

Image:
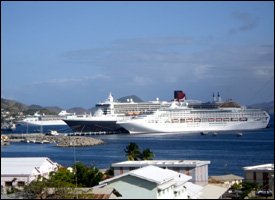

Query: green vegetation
<box><xmin>124</xmin><ymin>142</ymin><xmax>155</xmax><ymax>161</ymax></box>
<box><xmin>74</xmin><ymin>162</ymin><xmax>103</xmax><ymax>187</ymax></box>
<box><xmin>14</xmin><ymin>143</ymin><xmax>153</xmax><ymax>198</ymax></box>
<box><xmin>229</xmin><ymin>182</ymin><xmax>259</xmax><ymax>199</ymax></box>
<box><xmin>23</xmin><ymin>162</ymin><xmax>103</xmax><ymax>199</ymax></box>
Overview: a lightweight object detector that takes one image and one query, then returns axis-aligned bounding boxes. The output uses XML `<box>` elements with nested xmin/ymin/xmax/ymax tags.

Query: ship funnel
<box><xmin>174</xmin><ymin>90</ymin><xmax>186</xmax><ymax>101</ymax></box>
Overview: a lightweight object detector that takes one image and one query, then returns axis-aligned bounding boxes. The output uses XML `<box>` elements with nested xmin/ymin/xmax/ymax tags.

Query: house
<box><xmin>243</xmin><ymin>163</ymin><xmax>274</xmax><ymax>190</ymax></box>
<box><xmin>100</xmin><ymin>165</ymin><xmax>203</xmax><ymax>199</ymax></box>
<box><xmin>112</xmin><ymin>160</ymin><xmax>210</xmax><ymax>186</ymax></box>
<box><xmin>1</xmin><ymin>157</ymin><xmax>59</xmax><ymax>193</ymax></box>
<box><xmin>209</xmin><ymin>174</ymin><xmax>244</xmax><ymax>188</ymax></box>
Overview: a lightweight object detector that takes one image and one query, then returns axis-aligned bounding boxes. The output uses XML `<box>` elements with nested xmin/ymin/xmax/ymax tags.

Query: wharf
<box><xmin>66</xmin><ymin>131</ymin><xmax>119</xmax><ymax>136</ymax></box>
<box><xmin>5</xmin><ymin>133</ymin><xmax>104</xmax><ymax>147</ymax></box>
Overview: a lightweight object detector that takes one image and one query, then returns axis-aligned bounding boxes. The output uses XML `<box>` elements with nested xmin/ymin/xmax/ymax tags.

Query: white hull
<box><xmin>118</xmin><ymin>118</ymin><xmax>270</xmax><ymax>134</ymax></box>
<box><xmin>20</xmin><ymin>120</ymin><xmax>67</xmax><ymax>126</ymax></box>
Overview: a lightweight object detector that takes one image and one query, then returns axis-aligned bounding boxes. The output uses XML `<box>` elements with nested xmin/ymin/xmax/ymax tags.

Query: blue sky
<box><xmin>1</xmin><ymin>1</ymin><xmax>274</xmax><ymax>109</ymax></box>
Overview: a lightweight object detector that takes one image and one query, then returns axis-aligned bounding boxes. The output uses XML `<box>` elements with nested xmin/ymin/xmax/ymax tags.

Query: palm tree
<box><xmin>141</xmin><ymin>148</ymin><xmax>155</xmax><ymax>160</ymax></box>
<box><xmin>124</xmin><ymin>142</ymin><xmax>141</xmax><ymax>161</ymax></box>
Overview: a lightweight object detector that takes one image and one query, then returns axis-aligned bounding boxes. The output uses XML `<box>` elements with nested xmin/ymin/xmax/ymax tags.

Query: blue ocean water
<box><xmin>1</xmin><ymin>115</ymin><xmax>274</xmax><ymax>177</ymax></box>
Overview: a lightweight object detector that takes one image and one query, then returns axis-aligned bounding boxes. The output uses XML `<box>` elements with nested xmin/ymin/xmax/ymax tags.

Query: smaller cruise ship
<box><xmin>117</xmin><ymin>92</ymin><xmax>270</xmax><ymax>134</ymax></box>
<box><xmin>18</xmin><ymin>110</ymin><xmax>74</xmax><ymax>126</ymax></box>
<box><xmin>63</xmin><ymin>93</ymin><xmax>171</xmax><ymax>133</ymax></box>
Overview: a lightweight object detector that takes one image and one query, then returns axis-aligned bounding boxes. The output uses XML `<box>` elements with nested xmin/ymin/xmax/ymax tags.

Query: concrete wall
<box><xmin>107</xmin><ymin>175</ymin><xmax>157</xmax><ymax>199</ymax></box>
<box><xmin>1</xmin><ymin>175</ymin><xmax>31</xmax><ymax>193</ymax></box>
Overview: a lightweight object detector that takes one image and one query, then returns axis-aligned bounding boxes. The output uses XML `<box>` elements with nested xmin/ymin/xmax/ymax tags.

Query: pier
<box><xmin>65</xmin><ymin>131</ymin><xmax>119</xmax><ymax>136</ymax></box>
<box><xmin>4</xmin><ymin>133</ymin><xmax>104</xmax><ymax>147</ymax></box>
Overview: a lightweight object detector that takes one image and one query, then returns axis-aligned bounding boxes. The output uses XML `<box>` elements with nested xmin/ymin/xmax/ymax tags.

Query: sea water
<box><xmin>1</xmin><ymin>115</ymin><xmax>274</xmax><ymax>176</ymax></box>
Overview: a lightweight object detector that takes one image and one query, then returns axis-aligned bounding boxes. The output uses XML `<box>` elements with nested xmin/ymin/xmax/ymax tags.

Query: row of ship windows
<box><xmin>149</xmin><ymin>117</ymin><xmax>249</xmax><ymax>123</ymax></box>
<box><xmin>160</xmin><ymin>114</ymin><xmax>265</xmax><ymax>118</ymax></box>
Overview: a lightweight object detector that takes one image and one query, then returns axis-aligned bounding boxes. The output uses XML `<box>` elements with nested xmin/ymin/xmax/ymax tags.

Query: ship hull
<box><xmin>118</xmin><ymin>118</ymin><xmax>270</xmax><ymax>134</ymax></box>
<box><xmin>63</xmin><ymin>119</ymin><xmax>129</xmax><ymax>133</ymax></box>
<box><xmin>19</xmin><ymin>120</ymin><xmax>67</xmax><ymax>126</ymax></box>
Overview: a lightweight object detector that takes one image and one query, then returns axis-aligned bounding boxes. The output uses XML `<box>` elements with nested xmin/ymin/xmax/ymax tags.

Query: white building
<box><xmin>112</xmin><ymin>160</ymin><xmax>210</xmax><ymax>186</ymax></box>
<box><xmin>1</xmin><ymin>157</ymin><xmax>59</xmax><ymax>192</ymax></box>
<box><xmin>100</xmin><ymin>165</ymin><xmax>203</xmax><ymax>199</ymax></box>
<box><xmin>243</xmin><ymin>163</ymin><xmax>274</xmax><ymax>190</ymax></box>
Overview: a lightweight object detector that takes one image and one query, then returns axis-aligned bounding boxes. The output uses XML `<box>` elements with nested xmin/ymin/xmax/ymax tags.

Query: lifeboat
<box><xmin>239</xmin><ymin>117</ymin><xmax>247</xmax><ymax>121</ymax></box>
<box><xmin>194</xmin><ymin>118</ymin><xmax>201</xmax><ymax>122</ymax></box>
<box><xmin>208</xmin><ymin>118</ymin><xmax>215</xmax><ymax>122</ymax></box>
<box><xmin>216</xmin><ymin>118</ymin><xmax>222</xmax><ymax>122</ymax></box>
<box><xmin>223</xmin><ymin>118</ymin><xmax>230</xmax><ymax>122</ymax></box>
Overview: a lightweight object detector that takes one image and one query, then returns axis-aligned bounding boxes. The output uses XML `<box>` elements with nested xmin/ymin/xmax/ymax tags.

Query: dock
<box><xmin>4</xmin><ymin>133</ymin><xmax>104</xmax><ymax>147</ymax></box>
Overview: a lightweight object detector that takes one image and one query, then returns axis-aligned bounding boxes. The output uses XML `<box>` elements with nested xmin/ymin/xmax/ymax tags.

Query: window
<box><xmin>119</xmin><ymin>167</ymin><xmax>123</xmax><ymax>175</ymax></box>
<box><xmin>17</xmin><ymin>181</ymin><xmax>25</xmax><ymax>187</ymax></box>
<box><xmin>5</xmin><ymin>182</ymin><xmax>12</xmax><ymax>187</ymax></box>
<box><xmin>253</xmin><ymin>172</ymin><xmax>256</xmax><ymax>182</ymax></box>
<box><xmin>263</xmin><ymin>172</ymin><xmax>269</xmax><ymax>190</ymax></box>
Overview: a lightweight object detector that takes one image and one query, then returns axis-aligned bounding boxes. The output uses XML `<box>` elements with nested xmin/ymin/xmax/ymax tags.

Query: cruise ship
<box><xmin>117</xmin><ymin>91</ymin><xmax>270</xmax><ymax>134</ymax></box>
<box><xmin>18</xmin><ymin>110</ymin><xmax>74</xmax><ymax>126</ymax></box>
<box><xmin>63</xmin><ymin>93</ymin><xmax>171</xmax><ymax>133</ymax></box>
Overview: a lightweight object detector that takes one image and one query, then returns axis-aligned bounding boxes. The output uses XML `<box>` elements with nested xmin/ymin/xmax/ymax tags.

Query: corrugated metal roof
<box><xmin>112</xmin><ymin>160</ymin><xmax>210</xmax><ymax>167</ymax></box>
<box><xmin>1</xmin><ymin>157</ymin><xmax>51</xmax><ymax>175</ymax></box>
<box><xmin>100</xmin><ymin>165</ymin><xmax>191</xmax><ymax>186</ymax></box>
<box><xmin>209</xmin><ymin>174</ymin><xmax>244</xmax><ymax>182</ymax></box>
<box><xmin>131</xmin><ymin>165</ymin><xmax>178</xmax><ymax>184</ymax></box>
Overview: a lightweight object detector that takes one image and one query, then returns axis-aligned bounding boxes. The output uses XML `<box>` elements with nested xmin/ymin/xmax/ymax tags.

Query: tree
<box><xmin>124</xmin><ymin>142</ymin><xmax>141</xmax><ymax>161</ymax></box>
<box><xmin>141</xmin><ymin>148</ymin><xmax>155</xmax><ymax>160</ymax></box>
<box><xmin>23</xmin><ymin>163</ymin><xmax>103</xmax><ymax>199</ymax></box>
<box><xmin>23</xmin><ymin>169</ymin><xmax>76</xmax><ymax>199</ymax></box>
<box><xmin>73</xmin><ymin>162</ymin><xmax>103</xmax><ymax>187</ymax></box>
<box><xmin>124</xmin><ymin>142</ymin><xmax>155</xmax><ymax>160</ymax></box>
<box><xmin>47</xmin><ymin>167</ymin><xmax>75</xmax><ymax>188</ymax></box>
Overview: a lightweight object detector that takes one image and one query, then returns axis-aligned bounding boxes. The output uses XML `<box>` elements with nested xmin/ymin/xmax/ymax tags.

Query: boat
<box><xmin>63</xmin><ymin>93</ymin><xmax>171</xmax><ymax>133</ymax></box>
<box><xmin>117</xmin><ymin>92</ymin><xmax>270</xmax><ymax>134</ymax></box>
<box><xmin>237</xmin><ymin>132</ymin><xmax>243</xmax><ymax>137</ymax></box>
<box><xmin>1</xmin><ymin>123</ymin><xmax>16</xmax><ymax>132</ymax></box>
<box><xmin>17</xmin><ymin>110</ymin><xmax>74</xmax><ymax>126</ymax></box>
<box><xmin>200</xmin><ymin>132</ymin><xmax>208</xmax><ymax>135</ymax></box>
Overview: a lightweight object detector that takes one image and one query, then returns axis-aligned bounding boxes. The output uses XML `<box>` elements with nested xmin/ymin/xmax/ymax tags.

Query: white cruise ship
<box><xmin>18</xmin><ymin>110</ymin><xmax>74</xmax><ymax>126</ymax></box>
<box><xmin>63</xmin><ymin>93</ymin><xmax>171</xmax><ymax>133</ymax></box>
<box><xmin>117</xmin><ymin>92</ymin><xmax>270</xmax><ymax>134</ymax></box>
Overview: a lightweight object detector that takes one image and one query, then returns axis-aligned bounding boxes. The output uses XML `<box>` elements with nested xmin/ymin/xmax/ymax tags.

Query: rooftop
<box><xmin>243</xmin><ymin>163</ymin><xmax>274</xmax><ymax>171</ymax></box>
<box><xmin>112</xmin><ymin>160</ymin><xmax>210</xmax><ymax>168</ymax></box>
<box><xmin>1</xmin><ymin>157</ymin><xmax>56</xmax><ymax>175</ymax></box>
<box><xmin>100</xmin><ymin>165</ymin><xmax>191</xmax><ymax>186</ymax></box>
<box><xmin>209</xmin><ymin>174</ymin><xmax>244</xmax><ymax>182</ymax></box>
<box><xmin>199</xmin><ymin>184</ymin><xmax>229</xmax><ymax>199</ymax></box>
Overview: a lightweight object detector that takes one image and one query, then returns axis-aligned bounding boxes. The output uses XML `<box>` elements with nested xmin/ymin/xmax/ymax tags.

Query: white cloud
<box><xmin>132</xmin><ymin>76</ymin><xmax>155</xmax><ymax>86</ymax></box>
<box><xmin>32</xmin><ymin>74</ymin><xmax>110</xmax><ymax>85</ymax></box>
